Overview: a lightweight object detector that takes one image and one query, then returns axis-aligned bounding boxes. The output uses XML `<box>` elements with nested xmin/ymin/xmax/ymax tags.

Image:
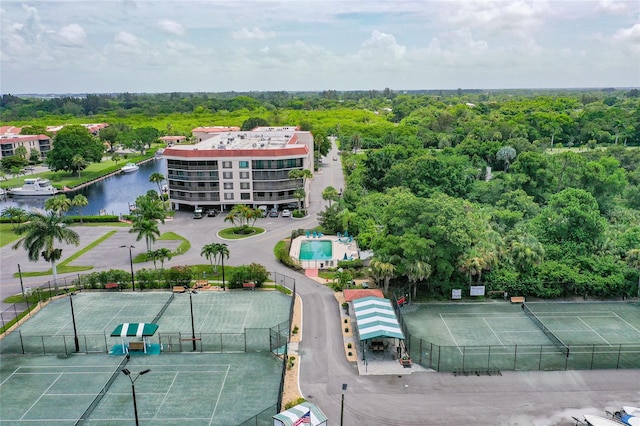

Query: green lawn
<box><xmin>0</xmin><ymin>223</ymin><xmax>21</xmax><ymax>247</ymax></box>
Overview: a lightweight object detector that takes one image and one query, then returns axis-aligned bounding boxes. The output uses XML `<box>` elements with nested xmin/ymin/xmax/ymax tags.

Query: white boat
<box><xmin>584</xmin><ymin>414</ymin><xmax>624</xmax><ymax>426</ymax></box>
<box><xmin>121</xmin><ymin>163</ymin><xmax>139</xmax><ymax>173</ymax></box>
<box><xmin>623</xmin><ymin>408</ymin><xmax>640</xmax><ymax>417</ymax></box>
<box><xmin>8</xmin><ymin>178</ymin><xmax>58</xmax><ymax>197</ymax></box>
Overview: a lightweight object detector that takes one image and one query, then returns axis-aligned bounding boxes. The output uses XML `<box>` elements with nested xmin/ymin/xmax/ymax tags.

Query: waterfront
<box><xmin>0</xmin><ymin>158</ymin><xmax>166</xmax><ymax>216</ymax></box>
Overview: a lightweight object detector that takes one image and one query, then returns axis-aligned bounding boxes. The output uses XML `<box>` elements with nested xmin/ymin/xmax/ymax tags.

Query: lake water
<box><xmin>0</xmin><ymin>158</ymin><xmax>167</xmax><ymax>216</ymax></box>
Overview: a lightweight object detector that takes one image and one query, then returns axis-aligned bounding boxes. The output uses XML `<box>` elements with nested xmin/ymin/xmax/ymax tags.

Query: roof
<box><xmin>273</xmin><ymin>402</ymin><xmax>328</xmax><ymax>426</ymax></box>
<box><xmin>0</xmin><ymin>134</ymin><xmax>50</xmax><ymax>145</ymax></box>
<box><xmin>110</xmin><ymin>323</ymin><xmax>159</xmax><ymax>337</ymax></box>
<box><xmin>343</xmin><ymin>289</ymin><xmax>384</xmax><ymax>302</ymax></box>
<box><xmin>353</xmin><ymin>297</ymin><xmax>404</xmax><ymax>341</ymax></box>
<box><xmin>192</xmin><ymin>126</ymin><xmax>241</xmax><ymax>133</ymax></box>
<box><xmin>162</xmin><ymin>146</ymin><xmax>309</xmax><ymax>158</ymax></box>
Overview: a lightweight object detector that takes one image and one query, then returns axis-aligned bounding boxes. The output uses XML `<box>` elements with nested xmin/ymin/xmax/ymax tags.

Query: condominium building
<box><xmin>162</xmin><ymin>126</ymin><xmax>314</xmax><ymax>211</ymax></box>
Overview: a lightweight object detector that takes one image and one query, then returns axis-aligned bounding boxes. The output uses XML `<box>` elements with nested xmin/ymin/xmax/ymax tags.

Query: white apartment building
<box><xmin>162</xmin><ymin>126</ymin><xmax>314</xmax><ymax>211</ymax></box>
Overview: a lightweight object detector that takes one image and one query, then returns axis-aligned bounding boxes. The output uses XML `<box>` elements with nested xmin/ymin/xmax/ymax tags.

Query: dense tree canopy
<box><xmin>46</xmin><ymin>125</ymin><xmax>103</xmax><ymax>172</ymax></box>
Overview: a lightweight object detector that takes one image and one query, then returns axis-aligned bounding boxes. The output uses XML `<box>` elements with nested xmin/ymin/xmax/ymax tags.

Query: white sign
<box><xmin>452</xmin><ymin>289</ymin><xmax>462</xmax><ymax>300</ymax></box>
<box><xmin>470</xmin><ymin>286</ymin><xmax>486</xmax><ymax>296</ymax></box>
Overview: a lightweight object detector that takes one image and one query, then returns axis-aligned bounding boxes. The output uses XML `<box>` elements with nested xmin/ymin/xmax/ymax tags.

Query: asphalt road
<box><xmin>2</xmin><ymin>141</ymin><xmax>639</xmax><ymax>425</ymax></box>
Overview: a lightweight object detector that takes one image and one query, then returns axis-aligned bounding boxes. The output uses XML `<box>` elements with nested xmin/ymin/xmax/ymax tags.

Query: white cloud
<box><xmin>596</xmin><ymin>0</ymin><xmax>633</xmax><ymax>14</ymax></box>
<box><xmin>612</xmin><ymin>22</ymin><xmax>640</xmax><ymax>55</ymax></box>
<box><xmin>56</xmin><ymin>23</ymin><xmax>87</xmax><ymax>47</ymax></box>
<box><xmin>232</xmin><ymin>27</ymin><xmax>275</xmax><ymax>40</ymax></box>
<box><xmin>157</xmin><ymin>19</ymin><xmax>185</xmax><ymax>36</ymax></box>
<box><xmin>360</xmin><ymin>30</ymin><xmax>406</xmax><ymax>60</ymax></box>
<box><xmin>114</xmin><ymin>31</ymin><xmax>144</xmax><ymax>49</ymax></box>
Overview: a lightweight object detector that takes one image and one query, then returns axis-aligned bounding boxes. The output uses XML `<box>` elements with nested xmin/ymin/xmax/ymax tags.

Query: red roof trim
<box><xmin>163</xmin><ymin>146</ymin><xmax>308</xmax><ymax>158</ymax></box>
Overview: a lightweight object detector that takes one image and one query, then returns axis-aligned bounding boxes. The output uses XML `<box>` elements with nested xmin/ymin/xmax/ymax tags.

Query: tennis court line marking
<box><xmin>20</xmin><ymin>373</ymin><xmax>63</xmax><ymax>421</ymax></box>
<box><xmin>439</xmin><ymin>314</ymin><xmax>463</xmax><ymax>355</ymax></box>
<box><xmin>612</xmin><ymin>312</ymin><xmax>640</xmax><ymax>336</ymax></box>
<box><xmin>209</xmin><ymin>364</ymin><xmax>231</xmax><ymax>426</ymax></box>
<box><xmin>154</xmin><ymin>371</ymin><xmax>179</xmax><ymax>420</ymax></box>
<box><xmin>240</xmin><ymin>300</ymin><xmax>253</xmax><ymax>331</ymax></box>
<box><xmin>0</xmin><ymin>366</ymin><xmax>22</xmax><ymax>387</ymax></box>
<box><xmin>482</xmin><ymin>318</ymin><xmax>506</xmax><ymax>347</ymax></box>
<box><xmin>577</xmin><ymin>317</ymin><xmax>611</xmax><ymax>346</ymax></box>
<box><xmin>199</xmin><ymin>296</ymin><xmax>217</xmax><ymax>331</ymax></box>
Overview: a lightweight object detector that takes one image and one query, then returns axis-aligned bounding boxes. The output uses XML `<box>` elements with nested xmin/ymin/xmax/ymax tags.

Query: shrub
<box><xmin>344</xmin><ymin>318</ymin><xmax>348</xmax><ymax>324</ymax></box>
<box><xmin>292</xmin><ymin>325</ymin><xmax>299</xmax><ymax>335</ymax></box>
<box><xmin>344</xmin><ymin>327</ymin><xmax>349</xmax><ymax>333</ymax></box>
<box><xmin>348</xmin><ymin>351</ymin><xmax>353</xmax><ymax>356</ymax></box>
<box><xmin>284</xmin><ymin>397</ymin><xmax>306</xmax><ymax>410</ymax></box>
<box><xmin>347</xmin><ymin>343</ymin><xmax>352</xmax><ymax>349</ymax></box>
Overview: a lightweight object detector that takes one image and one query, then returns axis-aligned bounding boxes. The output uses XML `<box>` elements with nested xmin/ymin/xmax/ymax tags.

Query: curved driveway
<box><xmin>1</xmin><ymin>142</ymin><xmax>638</xmax><ymax>425</ymax></box>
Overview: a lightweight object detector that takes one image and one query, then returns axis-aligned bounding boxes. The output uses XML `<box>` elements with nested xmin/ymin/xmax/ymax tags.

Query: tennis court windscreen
<box><xmin>522</xmin><ymin>303</ymin><xmax>570</xmax><ymax>357</ymax></box>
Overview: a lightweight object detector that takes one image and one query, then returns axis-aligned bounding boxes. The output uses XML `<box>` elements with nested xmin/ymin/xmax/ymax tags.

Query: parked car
<box><xmin>192</xmin><ymin>208</ymin><xmax>204</xmax><ymax>219</ymax></box>
<box><xmin>258</xmin><ymin>205</ymin><xmax>268</xmax><ymax>217</ymax></box>
<box><xmin>207</xmin><ymin>209</ymin><xmax>218</xmax><ymax>217</ymax></box>
<box><xmin>269</xmin><ymin>209</ymin><xmax>279</xmax><ymax>217</ymax></box>
<box><xmin>281</xmin><ymin>209</ymin><xmax>291</xmax><ymax>218</ymax></box>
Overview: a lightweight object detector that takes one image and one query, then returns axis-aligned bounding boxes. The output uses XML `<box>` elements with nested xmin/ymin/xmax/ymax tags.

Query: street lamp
<box><xmin>121</xmin><ymin>368</ymin><xmax>151</xmax><ymax>426</ymax></box>
<box><xmin>340</xmin><ymin>383</ymin><xmax>347</xmax><ymax>426</ymax></box>
<box><xmin>120</xmin><ymin>245</ymin><xmax>135</xmax><ymax>291</ymax></box>
<box><xmin>64</xmin><ymin>289</ymin><xmax>80</xmax><ymax>352</ymax></box>
<box><xmin>187</xmin><ymin>290</ymin><xmax>198</xmax><ymax>351</ymax></box>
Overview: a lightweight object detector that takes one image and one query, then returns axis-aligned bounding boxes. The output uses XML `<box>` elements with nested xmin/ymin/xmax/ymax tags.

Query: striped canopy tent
<box><xmin>353</xmin><ymin>296</ymin><xmax>404</xmax><ymax>341</ymax></box>
<box><xmin>110</xmin><ymin>323</ymin><xmax>159</xmax><ymax>354</ymax></box>
<box><xmin>273</xmin><ymin>402</ymin><xmax>328</xmax><ymax>426</ymax></box>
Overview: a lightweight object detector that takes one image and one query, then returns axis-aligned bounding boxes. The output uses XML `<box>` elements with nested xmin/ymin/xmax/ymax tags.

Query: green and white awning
<box><xmin>273</xmin><ymin>402</ymin><xmax>328</xmax><ymax>426</ymax></box>
<box><xmin>353</xmin><ymin>296</ymin><xmax>404</xmax><ymax>341</ymax></box>
<box><xmin>110</xmin><ymin>323</ymin><xmax>159</xmax><ymax>337</ymax></box>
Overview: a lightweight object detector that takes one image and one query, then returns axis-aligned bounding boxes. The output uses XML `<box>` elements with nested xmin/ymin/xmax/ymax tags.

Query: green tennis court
<box><xmin>0</xmin><ymin>352</ymin><xmax>282</xmax><ymax>425</ymax></box>
<box><xmin>401</xmin><ymin>301</ymin><xmax>640</xmax><ymax>371</ymax></box>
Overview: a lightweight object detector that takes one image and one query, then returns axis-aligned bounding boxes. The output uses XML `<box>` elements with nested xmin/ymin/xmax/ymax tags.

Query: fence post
<box><xmin>20</xmin><ymin>330</ymin><xmax>25</xmax><ymax>354</ymax></box>
<box><xmin>616</xmin><ymin>344</ymin><xmax>622</xmax><ymax>369</ymax></box>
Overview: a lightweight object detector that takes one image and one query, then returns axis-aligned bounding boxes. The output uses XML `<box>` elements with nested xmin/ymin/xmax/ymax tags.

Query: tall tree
<box><xmin>71</xmin><ymin>194</ymin><xmax>89</xmax><ymax>223</ymax></box>
<box><xmin>322</xmin><ymin>186</ymin><xmax>339</xmax><ymax>207</ymax></box>
<box><xmin>130</xmin><ymin>218</ymin><xmax>160</xmax><ymax>251</ymax></box>
<box><xmin>627</xmin><ymin>249</ymin><xmax>640</xmax><ymax>299</ymax></box>
<box><xmin>45</xmin><ymin>195</ymin><xmax>72</xmax><ymax>216</ymax></box>
<box><xmin>12</xmin><ymin>211</ymin><xmax>80</xmax><ymax>291</ymax></box>
<box><xmin>70</xmin><ymin>155</ymin><xmax>88</xmax><ymax>178</ymax></box>
<box><xmin>215</xmin><ymin>243</ymin><xmax>230</xmax><ymax>291</ymax></box>
<box><xmin>46</xmin><ymin>125</ymin><xmax>103</xmax><ymax>172</ymax></box>
<box><xmin>201</xmin><ymin>243</ymin><xmax>219</xmax><ymax>274</ymax></box>
<box><xmin>149</xmin><ymin>172</ymin><xmax>166</xmax><ymax>197</ymax></box>
<box><xmin>1</xmin><ymin>206</ymin><xmax>27</xmax><ymax>229</ymax></box>
<box><xmin>370</xmin><ymin>259</ymin><xmax>396</xmax><ymax>294</ymax></box>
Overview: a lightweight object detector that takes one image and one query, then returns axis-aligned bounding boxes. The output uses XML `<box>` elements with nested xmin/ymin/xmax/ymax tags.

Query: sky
<box><xmin>1</xmin><ymin>0</ymin><xmax>639</xmax><ymax>94</ymax></box>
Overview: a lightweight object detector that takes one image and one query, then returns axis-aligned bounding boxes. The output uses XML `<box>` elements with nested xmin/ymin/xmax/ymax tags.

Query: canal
<box><xmin>0</xmin><ymin>158</ymin><xmax>167</xmax><ymax>216</ymax></box>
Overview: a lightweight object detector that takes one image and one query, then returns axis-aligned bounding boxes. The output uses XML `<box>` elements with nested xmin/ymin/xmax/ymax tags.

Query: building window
<box><xmin>223</xmin><ymin>183</ymin><xmax>233</xmax><ymax>190</ymax></box>
<box><xmin>222</xmin><ymin>161</ymin><xmax>232</xmax><ymax>168</ymax></box>
<box><xmin>223</xmin><ymin>172</ymin><xmax>233</xmax><ymax>179</ymax></box>
<box><xmin>239</xmin><ymin>171</ymin><xmax>250</xmax><ymax>179</ymax></box>
<box><xmin>224</xmin><ymin>193</ymin><xmax>234</xmax><ymax>200</ymax></box>
<box><xmin>240</xmin><ymin>193</ymin><xmax>250</xmax><ymax>200</ymax></box>
<box><xmin>239</xmin><ymin>161</ymin><xmax>249</xmax><ymax>168</ymax></box>
<box><xmin>240</xmin><ymin>182</ymin><xmax>250</xmax><ymax>190</ymax></box>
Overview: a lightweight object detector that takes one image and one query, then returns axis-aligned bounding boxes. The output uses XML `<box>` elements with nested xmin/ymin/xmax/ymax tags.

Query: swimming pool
<box><xmin>299</xmin><ymin>240</ymin><xmax>333</xmax><ymax>260</ymax></box>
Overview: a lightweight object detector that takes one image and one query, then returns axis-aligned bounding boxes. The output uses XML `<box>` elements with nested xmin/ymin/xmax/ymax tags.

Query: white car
<box><xmin>281</xmin><ymin>209</ymin><xmax>291</xmax><ymax>217</ymax></box>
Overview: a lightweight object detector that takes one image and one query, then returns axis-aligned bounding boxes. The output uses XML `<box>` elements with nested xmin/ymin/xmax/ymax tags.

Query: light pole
<box><xmin>188</xmin><ymin>290</ymin><xmax>198</xmax><ymax>351</ymax></box>
<box><xmin>121</xmin><ymin>368</ymin><xmax>151</xmax><ymax>426</ymax></box>
<box><xmin>65</xmin><ymin>290</ymin><xmax>80</xmax><ymax>352</ymax></box>
<box><xmin>340</xmin><ymin>383</ymin><xmax>347</xmax><ymax>426</ymax></box>
<box><xmin>120</xmin><ymin>245</ymin><xmax>135</xmax><ymax>291</ymax></box>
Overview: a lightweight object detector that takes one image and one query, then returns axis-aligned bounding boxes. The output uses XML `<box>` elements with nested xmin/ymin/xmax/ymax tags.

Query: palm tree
<box><xmin>149</xmin><ymin>172</ymin><xmax>166</xmax><ymax>197</ymax></box>
<box><xmin>70</xmin><ymin>154</ymin><xmax>88</xmax><ymax>178</ymax></box>
<box><xmin>626</xmin><ymin>249</ymin><xmax>640</xmax><ymax>299</ymax></box>
<box><xmin>201</xmin><ymin>243</ymin><xmax>219</xmax><ymax>274</ymax></box>
<box><xmin>350</xmin><ymin>133</ymin><xmax>362</xmax><ymax>153</ymax></box>
<box><xmin>12</xmin><ymin>211</ymin><xmax>80</xmax><ymax>291</ymax></box>
<box><xmin>45</xmin><ymin>195</ymin><xmax>72</xmax><ymax>216</ymax></box>
<box><xmin>370</xmin><ymin>259</ymin><xmax>396</xmax><ymax>294</ymax></box>
<box><xmin>157</xmin><ymin>247</ymin><xmax>172</xmax><ymax>269</ymax></box>
<box><xmin>215</xmin><ymin>243</ymin><xmax>230</xmax><ymax>291</ymax></box>
<box><xmin>322</xmin><ymin>186</ymin><xmax>339</xmax><ymax>207</ymax></box>
<box><xmin>509</xmin><ymin>234</ymin><xmax>545</xmax><ymax>273</ymax></box>
<box><xmin>132</xmin><ymin>195</ymin><xmax>165</xmax><ymax>223</ymax></box>
<box><xmin>405</xmin><ymin>260</ymin><xmax>432</xmax><ymax>299</ymax></box>
<box><xmin>71</xmin><ymin>194</ymin><xmax>88</xmax><ymax>223</ymax></box>
<box><xmin>130</xmin><ymin>218</ymin><xmax>160</xmax><ymax>251</ymax></box>
<box><xmin>337</xmin><ymin>208</ymin><xmax>357</xmax><ymax>233</ymax></box>
<box><xmin>496</xmin><ymin>146</ymin><xmax>517</xmax><ymax>172</ymax></box>
<box><xmin>2</xmin><ymin>206</ymin><xmax>27</xmax><ymax>229</ymax></box>
<box><xmin>146</xmin><ymin>249</ymin><xmax>161</xmax><ymax>269</ymax></box>
<box><xmin>293</xmin><ymin>188</ymin><xmax>306</xmax><ymax>213</ymax></box>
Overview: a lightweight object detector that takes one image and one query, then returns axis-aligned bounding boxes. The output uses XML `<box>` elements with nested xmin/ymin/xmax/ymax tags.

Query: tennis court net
<box><xmin>522</xmin><ymin>303</ymin><xmax>570</xmax><ymax>357</ymax></box>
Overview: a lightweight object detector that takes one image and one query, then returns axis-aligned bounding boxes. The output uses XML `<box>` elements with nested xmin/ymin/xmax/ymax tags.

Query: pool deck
<box><xmin>290</xmin><ymin>235</ymin><xmax>360</xmax><ymax>269</ymax></box>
